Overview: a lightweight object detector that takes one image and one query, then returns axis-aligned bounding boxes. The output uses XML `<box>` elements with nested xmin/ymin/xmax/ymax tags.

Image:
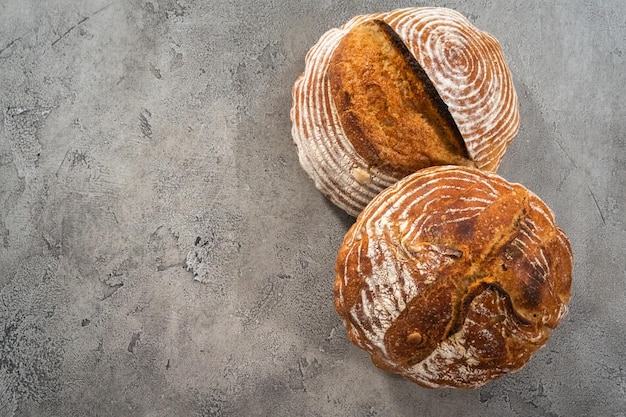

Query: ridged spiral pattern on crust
<box><xmin>386</xmin><ymin>8</ymin><xmax>520</xmax><ymax>170</ymax></box>
<box><xmin>334</xmin><ymin>166</ymin><xmax>572</xmax><ymax>388</ymax></box>
<box><xmin>291</xmin><ymin>7</ymin><xmax>520</xmax><ymax>216</ymax></box>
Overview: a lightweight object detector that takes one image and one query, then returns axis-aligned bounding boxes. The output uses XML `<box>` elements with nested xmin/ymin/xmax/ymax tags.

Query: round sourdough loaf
<box><xmin>291</xmin><ymin>7</ymin><xmax>520</xmax><ymax>216</ymax></box>
<box><xmin>334</xmin><ymin>166</ymin><xmax>572</xmax><ymax>388</ymax></box>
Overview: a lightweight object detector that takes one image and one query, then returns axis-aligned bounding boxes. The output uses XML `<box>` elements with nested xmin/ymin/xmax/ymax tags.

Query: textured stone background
<box><xmin>0</xmin><ymin>1</ymin><xmax>624</xmax><ymax>416</ymax></box>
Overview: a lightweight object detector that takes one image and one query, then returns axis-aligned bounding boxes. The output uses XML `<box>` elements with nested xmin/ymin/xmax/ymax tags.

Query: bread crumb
<box><xmin>351</xmin><ymin>167</ymin><xmax>372</xmax><ymax>184</ymax></box>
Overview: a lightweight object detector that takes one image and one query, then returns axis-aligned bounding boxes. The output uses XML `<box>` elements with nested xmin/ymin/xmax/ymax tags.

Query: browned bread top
<box><xmin>334</xmin><ymin>166</ymin><xmax>572</xmax><ymax>388</ymax></box>
<box><xmin>328</xmin><ymin>19</ymin><xmax>474</xmax><ymax>177</ymax></box>
<box><xmin>291</xmin><ymin>7</ymin><xmax>520</xmax><ymax>216</ymax></box>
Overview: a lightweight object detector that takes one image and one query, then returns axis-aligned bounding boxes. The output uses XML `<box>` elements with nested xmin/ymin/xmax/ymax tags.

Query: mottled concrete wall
<box><xmin>0</xmin><ymin>1</ymin><xmax>624</xmax><ymax>416</ymax></box>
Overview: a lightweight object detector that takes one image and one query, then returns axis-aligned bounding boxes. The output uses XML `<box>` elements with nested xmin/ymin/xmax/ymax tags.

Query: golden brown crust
<box><xmin>291</xmin><ymin>8</ymin><xmax>520</xmax><ymax>217</ymax></box>
<box><xmin>334</xmin><ymin>166</ymin><xmax>572</xmax><ymax>388</ymax></box>
<box><xmin>328</xmin><ymin>20</ymin><xmax>474</xmax><ymax>177</ymax></box>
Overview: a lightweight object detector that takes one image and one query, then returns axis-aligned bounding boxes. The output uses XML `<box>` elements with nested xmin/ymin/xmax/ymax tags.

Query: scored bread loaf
<box><xmin>291</xmin><ymin>7</ymin><xmax>520</xmax><ymax>216</ymax></box>
<box><xmin>334</xmin><ymin>166</ymin><xmax>572</xmax><ymax>388</ymax></box>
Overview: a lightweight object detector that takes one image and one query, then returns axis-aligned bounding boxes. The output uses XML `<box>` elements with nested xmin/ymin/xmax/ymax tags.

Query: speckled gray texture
<box><xmin>0</xmin><ymin>1</ymin><xmax>624</xmax><ymax>416</ymax></box>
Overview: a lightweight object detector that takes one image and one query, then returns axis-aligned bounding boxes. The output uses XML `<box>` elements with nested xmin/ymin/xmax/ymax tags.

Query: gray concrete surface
<box><xmin>0</xmin><ymin>0</ymin><xmax>624</xmax><ymax>416</ymax></box>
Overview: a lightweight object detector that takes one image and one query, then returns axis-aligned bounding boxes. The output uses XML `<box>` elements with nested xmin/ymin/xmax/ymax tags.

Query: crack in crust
<box><xmin>328</xmin><ymin>19</ymin><xmax>474</xmax><ymax>176</ymax></box>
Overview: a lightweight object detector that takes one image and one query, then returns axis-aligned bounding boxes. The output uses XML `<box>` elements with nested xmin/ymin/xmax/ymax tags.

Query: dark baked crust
<box><xmin>334</xmin><ymin>166</ymin><xmax>572</xmax><ymax>388</ymax></box>
<box><xmin>328</xmin><ymin>19</ymin><xmax>474</xmax><ymax>177</ymax></box>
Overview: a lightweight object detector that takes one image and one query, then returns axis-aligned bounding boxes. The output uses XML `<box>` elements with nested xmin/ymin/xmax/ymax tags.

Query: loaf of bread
<box><xmin>334</xmin><ymin>166</ymin><xmax>572</xmax><ymax>388</ymax></box>
<box><xmin>291</xmin><ymin>7</ymin><xmax>520</xmax><ymax>216</ymax></box>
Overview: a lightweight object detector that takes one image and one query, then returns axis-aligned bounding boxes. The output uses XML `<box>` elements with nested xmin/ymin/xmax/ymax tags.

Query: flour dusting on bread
<box><xmin>291</xmin><ymin>7</ymin><xmax>520</xmax><ymax>216</ymax></box>
<box><xmin>334</xmin><ymin>166</ymin><xmax>572</xmax><ymax>388</ymax></box>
